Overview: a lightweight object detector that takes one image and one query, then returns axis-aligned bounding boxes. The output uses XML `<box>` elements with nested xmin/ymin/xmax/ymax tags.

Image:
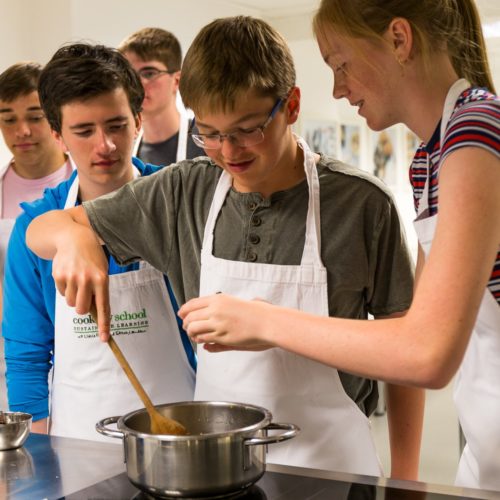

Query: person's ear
<box><xmin>134</xmin><ymin>112</ymin><xmax>142</xmax><ymax>138</ymax></box>
<box><xmin>172</xmin><ymin>70</ymin><xmax>181</xmax><ymax>93</ymax></box>
<box><xmin>51</xmin><ymin>129</ymin><xmax>68</xmax><ymax>152</ymax></box>
<box><xmin>386</xmin><ymin>17</ymin><xmax>413</xmax><ymax>65</ymax></box>
<box><xmin>286</xmin><ymin>86</ymin><xmax>301</xmax><ymax>125</ymax></box>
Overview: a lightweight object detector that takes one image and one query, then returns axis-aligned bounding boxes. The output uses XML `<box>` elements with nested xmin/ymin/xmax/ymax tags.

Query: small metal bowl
<box><xmin>0</xmin><ymin>412</ymin><xmax>32</xmax><ymax>451</ymax></box>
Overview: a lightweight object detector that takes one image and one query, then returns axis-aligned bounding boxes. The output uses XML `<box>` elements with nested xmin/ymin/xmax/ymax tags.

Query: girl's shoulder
<box><xmin>444</xmin><ymin>87</ymin><xmax>500</xmax><ymax>157</ymax></box>
<box><xmin>453</xmin><ymin>87</ymin><xmax>500</xmax><ymax>120</ymax></box>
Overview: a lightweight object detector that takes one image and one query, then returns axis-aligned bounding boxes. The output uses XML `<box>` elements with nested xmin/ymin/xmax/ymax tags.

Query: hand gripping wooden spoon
<box><xmin>90</xmin><ymin>302</ymin><xmax>188</xmax><ymax>436</ymax></box>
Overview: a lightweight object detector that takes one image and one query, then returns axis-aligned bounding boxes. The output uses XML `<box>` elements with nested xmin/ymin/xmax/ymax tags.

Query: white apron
<box><xmin>414</xmin><ymin>79</ymin><xmax>500</xmax><ymax>491</ymax></box>
<box><xmin>195</xmin><ymin>136</ymin><xmax>382</xmax><ymax>475</ymax></box>
<box><xmin>50</xmin><ymin>174</ymin><xmax>195</xmax><ymax>442</ymax></box>
<box><xmin>132</xmin><ymin>111</ymin><xmax>189</xmax><ymax>162</ymax></box>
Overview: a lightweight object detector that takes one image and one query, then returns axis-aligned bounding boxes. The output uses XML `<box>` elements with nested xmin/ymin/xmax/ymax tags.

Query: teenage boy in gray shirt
<box><xmin>27</xmin><ymin>17</ymin><xmax>423</xmax><ymax>479</ymax></box>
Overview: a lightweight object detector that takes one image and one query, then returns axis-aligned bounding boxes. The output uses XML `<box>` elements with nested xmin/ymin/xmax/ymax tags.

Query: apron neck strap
<box><xmin>440</xmin><ymin>78</ymin><xmax>470</xmax><ymax>141</ymax></box>
<box><xmin>201</xmin><ymin>135</ymin><xmax>323</xmax><ymax>266</ymax></box>
<box><xmin>64</xmin><ymin>165</ymin><xmax>141</xmax><ymax>209</ymax></box>
<box><xmin>418</xmin><ymin>78</ymin><xmax>470</xmax><ymax>216</ymax></box>
<box><xmin>132</xmin><ymin>113</ymin><xmax>190</xmax><ymax>163</ymax></box>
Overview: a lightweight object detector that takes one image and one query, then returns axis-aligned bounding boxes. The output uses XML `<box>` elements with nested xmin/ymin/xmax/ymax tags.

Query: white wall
<box><xmin>0</xmin><ymin>0</ymin><xmax>35</xmax><ymax>165</ymax></box>
<box><xmin>0</xmin><ymin>1</ymin><xmax>32</xmax><ymax>66</ymax></box>
<box><xmin>68</xmin><ymin>0</ymin><xmax>260</xmax><ymax>52</ymax></box>
<box><xmin>1</xmin><ymin>0</ymin><xmax>260</xmax><ymax>64</ymax></box>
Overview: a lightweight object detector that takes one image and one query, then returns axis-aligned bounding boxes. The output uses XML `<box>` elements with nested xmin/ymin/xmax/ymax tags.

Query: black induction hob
<box><xmin>65</xmin><ymin>470</ymin><xmax>481</xmax><ymax>500</ymax></box>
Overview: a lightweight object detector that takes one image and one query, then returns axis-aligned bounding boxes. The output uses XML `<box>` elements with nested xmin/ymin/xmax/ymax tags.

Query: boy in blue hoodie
<box><xmin>2</xmin><ymin>44</ymin><xmax>195</xmax><ymax>441</ymax></box>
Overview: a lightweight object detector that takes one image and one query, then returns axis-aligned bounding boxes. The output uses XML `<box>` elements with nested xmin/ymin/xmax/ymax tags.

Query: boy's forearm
<box><xmin>26</xmin><ymin>206</ymin><xmax>95</xmax><ymax>260</ymax></box>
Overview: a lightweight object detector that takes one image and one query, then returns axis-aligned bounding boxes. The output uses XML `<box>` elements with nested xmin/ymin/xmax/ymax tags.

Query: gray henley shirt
<box><xmin>84</xmin><ymin>154</ymin><xmax>414</xmax><ymax>415</ymax></box>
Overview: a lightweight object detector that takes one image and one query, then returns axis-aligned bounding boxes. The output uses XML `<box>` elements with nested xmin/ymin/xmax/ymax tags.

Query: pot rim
<box><xmin>116</xmin><ymin>400</ymin><xmax>274</xmax><ymax>440</ymax></box>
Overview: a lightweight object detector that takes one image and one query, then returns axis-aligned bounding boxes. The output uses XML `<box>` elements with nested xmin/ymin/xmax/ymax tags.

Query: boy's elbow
<box><xmin>25</xmin><ymin>219</ymin><xmax>36</xmax><ymax>252</ymax></box>
<box><xmin>25</xmin><ymin>211</ymin><xmax>59</xmax><ymax>259</ymax></box>
<box><xmin>25</xmin><ymin>213</ymin><xmax>46</xmax><ymax>250</ymax></box>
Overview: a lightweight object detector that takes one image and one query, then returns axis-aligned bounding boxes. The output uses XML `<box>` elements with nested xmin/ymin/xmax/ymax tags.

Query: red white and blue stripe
<box><xmin>410</xmin><ymin>87</ymin><xmax>500</xmax><ymax>305</ymax></box>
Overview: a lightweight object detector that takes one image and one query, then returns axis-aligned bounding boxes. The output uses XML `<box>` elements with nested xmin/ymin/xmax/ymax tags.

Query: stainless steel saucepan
<box><xmin>96</xmin><ymin>400</ymin><xmax>299</xmax><ymax>498</ymax></box>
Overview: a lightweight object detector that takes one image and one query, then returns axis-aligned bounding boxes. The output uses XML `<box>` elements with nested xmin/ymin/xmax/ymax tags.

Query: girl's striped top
<box><xmin>409</xmin><ymin>87</ymin><xmax>500</xmax><ymax>305</ymax></box>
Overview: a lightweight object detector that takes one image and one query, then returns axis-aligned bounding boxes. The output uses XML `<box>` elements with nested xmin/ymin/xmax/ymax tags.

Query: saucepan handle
<box><xmin>95</xmin><ymin>416</ymin><xmax>124</xmax><ymax>439</ymax></box>
<box><xmin>244</xmin><ymin>422</ymin><xmax>300</xmax><ymax>446</ymax></box>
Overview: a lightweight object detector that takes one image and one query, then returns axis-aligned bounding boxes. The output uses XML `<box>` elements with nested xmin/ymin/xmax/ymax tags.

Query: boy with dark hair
<box><xmin>3</xmin><ymin>44</ymin><xmax>195</xmax><ymax>440</ymax></box>
<box><xmin>27</xmin><ymin>17</ymin><xmax>422</xmax><ymax>477</ymax></box>
<box><xmin>118</xmin><ymin>27</ymin><xmax>203</xmax><ymax>166</ymax></box>
<box><xmin>0</xmin><ymin>62</ymin><xmax>72</xmax><ymax>410</ymax></box>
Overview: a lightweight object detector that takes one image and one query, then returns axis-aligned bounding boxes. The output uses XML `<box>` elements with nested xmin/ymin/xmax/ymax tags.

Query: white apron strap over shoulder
<box><xmin>413</xmin><ymin>79</ymin><xmax>500</xmax><ymax>491</ymax></box>
<box><xmin>132</xmin><ymin>113</ymin><xmax>190</xmax><ymax>162</ymax></box>
<box><xmin>132</xmin><ymin>128</ymin><xmax>143</xmax><ymax>158</ymax></box>
<box><xmin>196</xmin><ymin>135</ymin><xmax>382</xmax><ymax>476</ymax></box>
<box><xmin>175</xmin><ymin>112</ymin><xmax>189</xmax><ymax>162</ymax></box>
<box><xmin>50</xmin><ymin>173</ymin><xmax>195</xmax><ymax>442</ymax></box>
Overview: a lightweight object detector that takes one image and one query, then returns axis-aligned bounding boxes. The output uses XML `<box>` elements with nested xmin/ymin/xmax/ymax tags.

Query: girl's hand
<box><xmin>179</xmin><ymin>293</ymin><xmax>275</xmax><ymax>349</ymax></box>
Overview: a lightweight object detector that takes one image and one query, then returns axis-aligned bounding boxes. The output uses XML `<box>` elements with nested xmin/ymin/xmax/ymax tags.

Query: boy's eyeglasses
<box><xmin>189</xmin><ymin>98</ymin><xmax>283</xmax><ymax>149</ymax></box>
<box><xmin>137</xmin><ymin>67</ymin><xmax>177</xmax><ymax>81</ymax></box>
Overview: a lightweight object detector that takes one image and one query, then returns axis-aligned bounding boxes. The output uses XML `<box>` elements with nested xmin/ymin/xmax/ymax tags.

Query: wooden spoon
<box><xmin>89</xmin><ymin>302</ymin><xmax>188</xmax><ymax>436</ymax></box>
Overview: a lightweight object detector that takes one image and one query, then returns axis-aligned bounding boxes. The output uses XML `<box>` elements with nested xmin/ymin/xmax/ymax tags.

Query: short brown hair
<box><xmin>179</xmin><ymin>16</ymin><xmax>296</xmax><ymax>114</ymax></box>
<box><xmin>0</xmin><ymin>62</ymin><xmax>42</xmax><ymax>102</ymax></box>
<box><xmin>118</xmin><ymin>27</ymin><xmax>182</xmax><ymax>72</ymax></box>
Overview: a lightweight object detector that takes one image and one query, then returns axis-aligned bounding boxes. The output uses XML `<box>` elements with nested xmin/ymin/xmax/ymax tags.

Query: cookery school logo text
<box><xmin>72</xmin><ymin>308</ymin><xmax>149</xmax><ymax>339</ymax></box>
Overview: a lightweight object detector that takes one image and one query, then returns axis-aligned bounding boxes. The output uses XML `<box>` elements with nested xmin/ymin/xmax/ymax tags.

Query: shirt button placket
<box><xmin>251</xmin><ymin>215</ymin><xmax>261</xmax><ymax>227</ymax></box>
<box><xmin>247</xmin><ymin>199</ymin><xmax>261</xmax><ymax>261</ymax></box>
<box><xmin>249</xmin><ymin>234</ymin><xmax>260</xmax><ymax>245</ymax></box>
<box><xmin>247</xmin><ymin>251</ymin><xmax>258</xmax><ymax>262</ymax></box>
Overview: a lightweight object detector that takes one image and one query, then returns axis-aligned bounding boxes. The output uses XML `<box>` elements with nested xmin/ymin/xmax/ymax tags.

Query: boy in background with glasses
<box><xmin>118</xmin><ymin>27</ymin><xmax>204</xmax><ymax>166</ymax></box>
<box><xmin>26</xmin><ymin>17</ymin><xmax>423</xmax><ymax>478</ymax></box>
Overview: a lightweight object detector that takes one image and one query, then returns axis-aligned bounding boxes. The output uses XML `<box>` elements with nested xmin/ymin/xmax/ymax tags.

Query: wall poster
<box><xmin>302</xmin><ymin>120</ymin><xmax>339</xmax><ymax>157</ymax></box>
<box><xmin>339</xmin><ymin>123</ymin><xmax>361</xmax><ymax>168</ymax></box>
<box><xmin>368</xmin><ymin>127</ymin><xmax>399</xmax><ymax>186</ymax></box>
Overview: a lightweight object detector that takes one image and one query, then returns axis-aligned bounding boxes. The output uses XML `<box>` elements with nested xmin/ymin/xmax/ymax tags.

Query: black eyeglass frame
<box><xmin>136</xmin><ymin>66</ymin><xmax>178</xmax><ymax>81</ymax></box>
<box><xmin>188</xmin><ymin>97</ymin><xmax>284</xmax><ymax>150</ymax></box>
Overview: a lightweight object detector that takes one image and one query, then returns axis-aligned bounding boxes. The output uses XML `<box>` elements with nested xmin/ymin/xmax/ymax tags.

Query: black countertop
<box><xmin>2</xmin><ymin>433</ymin><xmax>499</xmax><ymax>500</ymax></box>
<box><xmin>66</xmin><ymin>468</ymin><xmax>496</xmax><ymax>500</ymax></box>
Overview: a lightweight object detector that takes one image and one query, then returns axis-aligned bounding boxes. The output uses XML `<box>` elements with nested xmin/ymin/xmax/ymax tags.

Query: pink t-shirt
<box><xmin>1</xmin><ymin>159</ymin><xmax>73</xmax><ymax>219</ymax></box>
